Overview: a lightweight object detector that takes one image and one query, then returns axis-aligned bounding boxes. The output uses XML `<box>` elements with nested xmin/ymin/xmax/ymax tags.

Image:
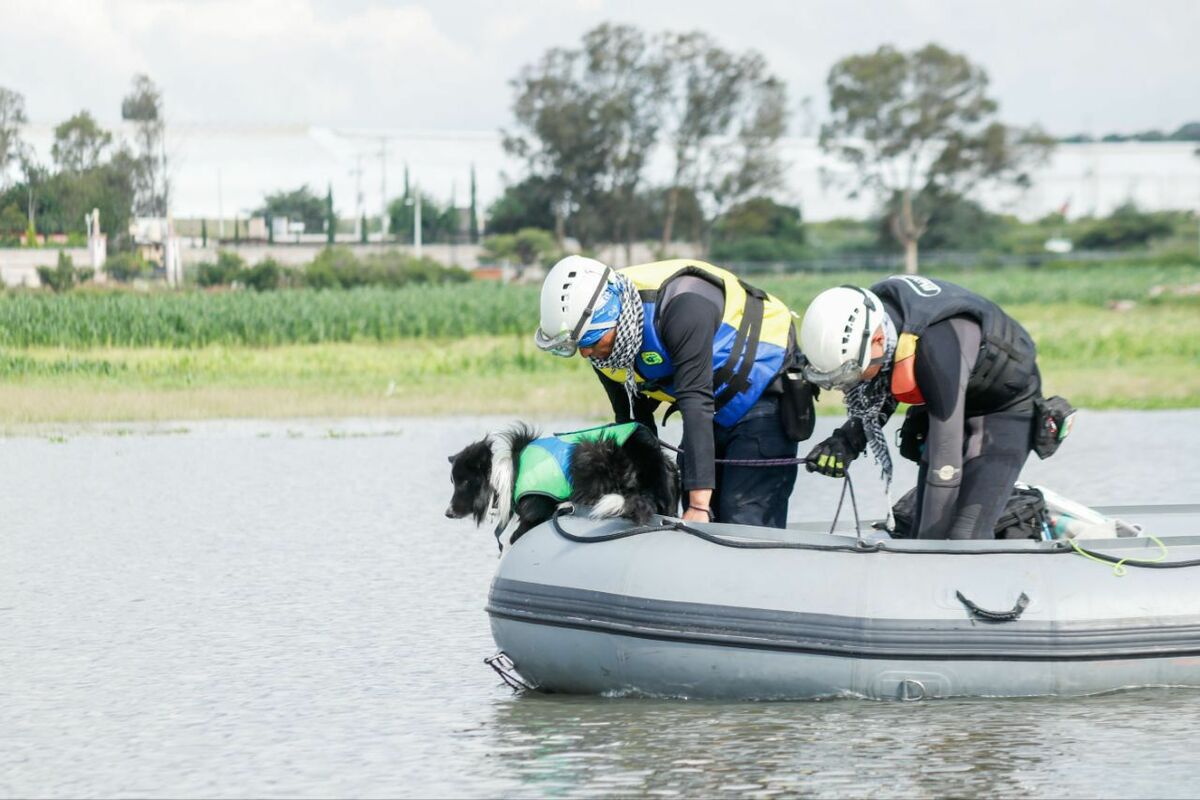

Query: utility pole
<box><xmin>349</xmin><ymin>153</ymin><xmax>364</xmax><ymax>243</ymax></box>
<box><xmin>379</xmin><ymin>137</ymin><xmax>388</xmax><ymax>241</ymax></box>
<box><xmin>217</xmin><ymin>168</ymin><xmax>224</xmax><ymax>239</ymax></box>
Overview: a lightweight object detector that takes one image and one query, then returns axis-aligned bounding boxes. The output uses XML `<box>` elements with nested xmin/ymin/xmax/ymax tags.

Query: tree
<box><xmin>18</xmin><ymin>152</ymin><xmax>46</xmax><ymax>239</ymax></box>
<box><xmin>0</xmin><ymin>145</ymin><xmax>136</xmax><ymax>239</ymax></box>
<box><xmin>877</xmin><ymin>188</ymin><xmax>1003</xmax><ymax>252</ymax></box>
<box><xmin>121</xmin><ymin>74</ymin><xmax>169</xmax><ymax>217</ymax></box>
<box><xmin>820</xmin><ymin>43</ymin><xmax>1055</xmax><ymax>273</ymax></box>
<box><xmin>388</xmin><ymin>190</ymin><xmax>457</xmax><ymax>243</ymax></box>
<box><xmin>468</xmin><ymin>164</ymin><xmax>479</xmax><ymax>243</ymax></box>
<box><xmin>325</xmin><ymin>184</ymin><xmax>335</xmax><ymax>245</ymax></box>
<box><xmin>710</xmin><ymin>196</ymin><xmax>808</xmax><ymax>262</ymax></box>
<box><xmin>485</xmin><ymin>176</ymin><xmax>557</xmax><ymax>235</ymax></box>
<box><xmin>658</xmin><ymin>32</ymin><xmax>787</xmax><ymax>250</ymax></box>
<box><xmin>52</xmin><ymin>111</ymin><xmax>113</xmax><ymax>173</ymax></box>
<box><xmin>504</xmin><ymin>23</ymin><xmax>665</xmax><ymax>251</ymax></box>
<box><xmin>482</xmin><ymin>227</ymin><xmax>561</xmax><ymax>276</ymax></box>
<box><xmin>0</xmin><ymin>86</ymin><xmax>27</xmax><ymax>190</ymax></box>
<box><xmin>256</xmin><ymin>185</ymin><xmax>326</xmax><ymax>232</ymax></box>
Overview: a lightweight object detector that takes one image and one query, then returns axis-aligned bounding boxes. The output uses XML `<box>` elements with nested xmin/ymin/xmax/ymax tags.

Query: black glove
<box><xmin>805</xmin><ymin>420</ymin><xmax>866</xmax><ymax>478</ymax></box>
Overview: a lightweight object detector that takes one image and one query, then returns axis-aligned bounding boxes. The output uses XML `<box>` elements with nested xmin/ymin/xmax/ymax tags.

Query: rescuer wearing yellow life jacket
<box><xmin>534</xmin><ymin>256</ymin><xmax>814</xmax><ymax>528</ymax></box>
<box><xmin>799</xmin><ymin>275</ymin><xmax>1045</xmax><ymax>540</ymax></box>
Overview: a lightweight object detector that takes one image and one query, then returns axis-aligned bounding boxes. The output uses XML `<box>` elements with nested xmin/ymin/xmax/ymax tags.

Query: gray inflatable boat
<box><xmin>487</xmin><ymin>505</ymin><xmax>1200</xmax><ymax>700</ymax></box>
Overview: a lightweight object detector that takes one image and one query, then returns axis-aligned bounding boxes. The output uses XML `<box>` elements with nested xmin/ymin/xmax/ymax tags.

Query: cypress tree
<box><xmin>326</xmin><ymin>184</ymin><xmax>335</xmax><ymax>245</ymax></box>
<box><xmin>469</xmin><ymin>164</ymin><xmax>478</xmax><ymax>243</ymax></box>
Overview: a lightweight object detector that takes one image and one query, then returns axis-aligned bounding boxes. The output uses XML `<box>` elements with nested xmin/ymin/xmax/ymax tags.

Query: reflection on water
<box><xmin>0</xmin><ymin>411</ymin><xmax>1198</xmax><ymax>798</ymax></box>
<box><xmin>482</xmin><ymin>690</ymin><xmax>1200</xmax><ymax>798</ymax></box>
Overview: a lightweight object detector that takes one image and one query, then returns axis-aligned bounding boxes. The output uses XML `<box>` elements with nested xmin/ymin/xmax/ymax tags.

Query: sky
<box><xmin>3</xmin><ymin>0</ymin><xmax>1198</xmax><ymax>137</ymax></box>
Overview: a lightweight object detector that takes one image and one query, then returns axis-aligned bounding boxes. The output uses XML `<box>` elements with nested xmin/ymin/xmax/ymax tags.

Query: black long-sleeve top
<box><xmin>596</xmin><ymin>277</ymin><xmax>724</xmax><ymax>491</ymax></box>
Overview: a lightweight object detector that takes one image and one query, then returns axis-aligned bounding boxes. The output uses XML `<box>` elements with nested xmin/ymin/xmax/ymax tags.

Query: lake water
<box><xmin>2</xmin><ymin>410</ymin><xmax>1199</xmax><ymax>798</ymax></box>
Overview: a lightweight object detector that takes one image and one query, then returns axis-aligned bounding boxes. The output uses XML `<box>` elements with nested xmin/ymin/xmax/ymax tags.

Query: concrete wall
<box><xmin>0</xmin><ymin>248</ymin><xmax>90</xmax><ymax>288</ymax></box>
<box><xmin>0</xmin><ymin>240</ymin><xmax>708</xmax><ymax>287</ymax></box>
<box><xmin>180</xmin><ymin>240</ymin><xmax>704</xmax><ymax>270</ymax></box>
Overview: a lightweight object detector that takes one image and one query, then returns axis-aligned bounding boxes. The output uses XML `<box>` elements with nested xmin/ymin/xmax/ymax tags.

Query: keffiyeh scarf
<box><xmin>587</xmin><ymin>272</ymin><xmax>645</xmax><ymax>415</ymax></box>
<box><xmin>843</xmin><ymin>313</ymin><xmax>899</xmax><ymax>493</ymax></box>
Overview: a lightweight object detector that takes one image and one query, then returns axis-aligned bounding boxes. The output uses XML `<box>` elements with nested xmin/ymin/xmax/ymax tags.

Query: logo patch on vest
<box><xmin>891</xmin><ymin>275</ymin><xmax>941</xmax><ymax>297</ymax></box>
<box><xmin>641</xmin><ymin>351</ymin><xmax>664</xmax><ymax>366</ymax></box>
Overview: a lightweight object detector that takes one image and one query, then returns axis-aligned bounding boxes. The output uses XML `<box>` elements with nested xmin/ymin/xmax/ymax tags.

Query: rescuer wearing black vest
<box><xmin>798</xmin><ymin>275</ymin><xmax>1043</xmax><ymax>540</ymax></box>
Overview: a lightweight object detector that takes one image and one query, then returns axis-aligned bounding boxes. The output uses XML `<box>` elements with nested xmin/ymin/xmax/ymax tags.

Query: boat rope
<box><xmin>547</xmin><ymin>506</ymin><xmax>1200</xmax><ymax>567</ymax></box>
<box><xmin>656</xmin><ymin>438</ymin><xmax>808</xmax><ymax>467</ymax></box>
<box><xmin>1068</xmin><ymin>533</ymin><xmax>1171</xmax><ymax>576</ymax></box>
<box><xmin>655</xmin><ymin>438</ymin><xmax>864</xmax><ymax>537</ymax></box>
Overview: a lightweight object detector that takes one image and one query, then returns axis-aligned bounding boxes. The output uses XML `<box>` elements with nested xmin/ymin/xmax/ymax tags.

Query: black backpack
<box><xmin>888</xmin><ymin>485</ymin><xmax>1049</xmax><ymax>540</ymax></box>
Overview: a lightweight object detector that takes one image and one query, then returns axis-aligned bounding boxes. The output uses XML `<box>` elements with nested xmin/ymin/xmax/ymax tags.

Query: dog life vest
<box><xmin>872</xmin><ymin>275</ymin><xmax>1038</xmax><ymax>413</ymax></box>
<box><xmin>512</xmin><ymin>422</ymin><xmax>642</xmax><ymax>503</ymax></box>
<box><xmin>595</xmin><ymin>259</ymin><xmax>796</xmax><ymax>428</ymax></box>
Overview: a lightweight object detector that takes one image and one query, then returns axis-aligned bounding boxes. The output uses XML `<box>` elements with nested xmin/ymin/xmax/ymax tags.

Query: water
<box><xmin>2</xmin><ymin>410</ymin><xmax>1199</xmax><ymax>798</ymax></box>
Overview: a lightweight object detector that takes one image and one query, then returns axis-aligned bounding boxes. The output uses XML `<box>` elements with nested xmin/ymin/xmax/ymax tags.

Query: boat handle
<box><xmin>955</xmin><ymin>590</ymin><xmax>1030</xmax><ymax>621</ymax></box>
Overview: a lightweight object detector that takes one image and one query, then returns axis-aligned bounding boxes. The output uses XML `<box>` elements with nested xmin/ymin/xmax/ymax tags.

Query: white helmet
<box><xmin>535</xmin><ymin>256</ymin><xmax>613</xmax><ymax>357</ymax></box>
<box><xmin>799</xmin><ymin>286</ymin><xmax>885</xmax><ymax>389</ymax></box>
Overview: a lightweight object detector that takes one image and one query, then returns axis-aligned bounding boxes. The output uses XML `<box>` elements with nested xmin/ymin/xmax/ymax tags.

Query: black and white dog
<box><xmin>445</xmin><ymin>423</ymin><xmax>679</xmax><ymax>544</ymax></box>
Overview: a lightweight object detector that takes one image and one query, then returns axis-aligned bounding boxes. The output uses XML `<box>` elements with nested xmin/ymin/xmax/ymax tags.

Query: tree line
<box><xmin>492</xmin><ymin>29</ymin><xmax>1058</xmax><ymax>273</ymax></box>
<box><xmin>0</xmin><ymin>75</ymin><xmax>168</xmax><ymax>247</ymax></box>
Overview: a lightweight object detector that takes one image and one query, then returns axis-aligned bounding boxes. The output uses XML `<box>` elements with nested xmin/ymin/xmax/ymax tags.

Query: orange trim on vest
<box><xmin>891</xmin><ymin>333</ymin><xmax>925</xmax><ymax>404</ymax></box>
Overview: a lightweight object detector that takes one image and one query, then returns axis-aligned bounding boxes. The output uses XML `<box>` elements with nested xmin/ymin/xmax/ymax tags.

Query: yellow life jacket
<box><xmin>596</xmin><ymin>259</ymin><xmax>796</xmax><ymax>427</ymax></box>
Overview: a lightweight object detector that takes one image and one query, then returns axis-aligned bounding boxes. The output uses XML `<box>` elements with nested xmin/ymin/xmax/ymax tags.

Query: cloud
<box><xmin>0</xmin><ymin>0</ymin><xmax>1197</xmax><ymax>135</ymax></box>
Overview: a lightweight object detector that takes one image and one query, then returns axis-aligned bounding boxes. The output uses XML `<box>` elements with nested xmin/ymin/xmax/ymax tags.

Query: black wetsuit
<box><xmin>597</xmin><ymin>276</ymin><xmax>797</xmax><ymax>527</ymax></box>
<box><xmin>897</xmin><ymin>314</ymin><xmax>1039</xmax><ymax>539</ymax></box>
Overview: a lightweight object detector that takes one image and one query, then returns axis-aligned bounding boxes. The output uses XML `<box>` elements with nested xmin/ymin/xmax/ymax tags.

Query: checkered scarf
<box><xmin>588</xmin><ymin>272</ymin><xmax>645</xmax><ymax>415</ymax></box>
<box><xmin>843</xmin><ymin>313</ymin><xmax>898</xmax><ymax>492</ymax></box>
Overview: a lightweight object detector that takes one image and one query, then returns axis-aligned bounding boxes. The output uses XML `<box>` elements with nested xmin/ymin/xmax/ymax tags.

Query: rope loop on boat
<box><xmin>1068</xmin><ymin>533</ymin><xmax>1171</xmax><ymax>576</ymax></box>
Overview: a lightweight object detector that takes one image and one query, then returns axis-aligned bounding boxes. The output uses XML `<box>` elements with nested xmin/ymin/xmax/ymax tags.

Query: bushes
<box><xmin>194</xmin><ymin>248</ymin><xmax>466</xmax><ymax>291</ymax></box>
<box><xmin>711</xmin><ymin>198</ymin><xmax>808</xmax><ymax>262</ymax></box>
<box><xmin>196</xmin><ymin>251</ymin><xmax>247</xmax><ymax>287</ymax></box>
<box><xmin>302</xmin><ymin>248</ymin><xmax>469</xmax><ymax>289</ymax></box>
<box><xmin>1078</xmin><ymin>204</ymin><xmax>1177</xmax><ymax>249</ymax></box>
<box><xmin>242</xmin><ymin>258</ymin><xmax>282</xmax><ymax>292</ymax></box>
<box><xmin>103</xmin><ymin>252</ymin><xmax>152</xmax><ymax>282</ymax></box>
<box><xmin>481</xmin><ymin>228</ymin><xmax>561</xmax><ymax>270</ymax></box>
<box><xmin>36</xmin><ymin>251</ymin><xmax>94</xmax><ymax>292</ymax></box>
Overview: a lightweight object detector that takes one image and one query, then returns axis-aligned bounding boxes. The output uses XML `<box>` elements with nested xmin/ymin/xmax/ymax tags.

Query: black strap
<box><xmin>955</xmin><ymin>590</ymin><xmax>1030</xmax><ymax>622</ymax></box>
<box><xmin>713</xmin><ymin>288</ymin><xmax>765</xmax><ymax>412</ymax></box>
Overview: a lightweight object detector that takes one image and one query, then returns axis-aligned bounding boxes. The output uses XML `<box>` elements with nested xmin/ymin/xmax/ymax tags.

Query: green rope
<box><xmin>1069</xmin><ymin>533</ymin><xmax>1169</xmax><ymax>576</ymax></box>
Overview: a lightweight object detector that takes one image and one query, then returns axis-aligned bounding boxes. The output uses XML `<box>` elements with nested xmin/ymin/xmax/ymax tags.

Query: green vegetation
<box><xmin>480</xmin><ymin>228</ymin><xmax>562</xmax><ymax>270</ymax></box>
<box><xmin>711</xmin><ymin>197</ymin><xmax>808</xmax><ymax>263</ymax></box>
<box><xmin>0</xmin><ymin>281</ymin><xmax>526</xmax><ymax>348</ymax></box>
<box><xmin>0</xmin><ymin>261</ymin><xmax>1196</xmax><ymax>423</ymax></box>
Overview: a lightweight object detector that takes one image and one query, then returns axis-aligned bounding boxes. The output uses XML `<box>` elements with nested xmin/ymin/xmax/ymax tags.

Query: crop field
<box><xmin>0</xmin><ymin>261</ymin><xmax>1196</xmax><ymax>424</ymax></box>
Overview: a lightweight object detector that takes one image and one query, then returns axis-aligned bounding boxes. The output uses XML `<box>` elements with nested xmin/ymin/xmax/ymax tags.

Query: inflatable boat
<box><xmin>486</xmin><ymin>504</ymin><xmax>1200</xmax><ymax>700</ymax></box>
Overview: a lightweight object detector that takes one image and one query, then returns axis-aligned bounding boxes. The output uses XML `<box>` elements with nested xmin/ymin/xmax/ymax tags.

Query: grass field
<box><xmin>0</xmin><ymin>261</ymin><xmax>1196</xmax><ymax>425</ymax></box>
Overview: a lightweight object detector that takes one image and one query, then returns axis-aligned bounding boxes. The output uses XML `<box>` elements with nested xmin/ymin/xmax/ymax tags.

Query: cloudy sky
<box><xmin>4</xmin><ymin>0</ymin><xmax>1197</xmax><ymax>136</ymax></box>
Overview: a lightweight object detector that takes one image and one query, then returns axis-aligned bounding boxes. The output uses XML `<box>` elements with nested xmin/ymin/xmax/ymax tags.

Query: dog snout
<box><xmin>445</xmin><ymin>506</ymin><xmax>456</xmax><ymax>518</ymax></box>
